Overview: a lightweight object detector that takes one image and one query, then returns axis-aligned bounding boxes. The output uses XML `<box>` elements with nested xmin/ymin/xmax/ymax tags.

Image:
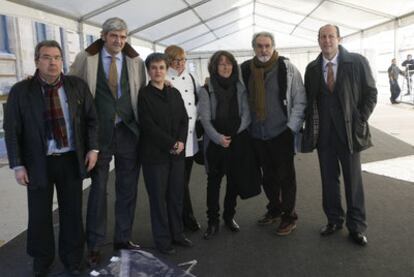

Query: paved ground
<box><xmin>1</xmin><ymin>89</ymin><xmax>414</xmax><ymax>276</ymax></box>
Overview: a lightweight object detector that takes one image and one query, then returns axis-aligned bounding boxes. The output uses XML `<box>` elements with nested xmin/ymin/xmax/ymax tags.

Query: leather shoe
<box><xmin>183</xmin><ymin>216</ymin><xmax>201</xmax><ymax>232</ymax></box>
<box><xmin>87</xmin><ymin>250</ymin><xmax>101</xmax><ymax>268</ymax></box>
<box><xmin>203</xmin><ymin>223</ymin><xmax>219</xmax><ymax>240</ymax></box>
<box><xmin>224</xmin><ymin>219</ymin><xmax>240</xmax><ymax>232</ymax></box>
<box><xmin>114</xmin><ymin>240</ymin><xmax>141</xmax><ymax>251</ymax></box>
<box><xmin>158</xmin><ymin>246</ymin><xmax>176</xmax><ymax>255</ymax></box>
<box><xmin>320</xmin><ymin>223</ymin><xmax>342</xmax><ymax>236</ymax></box>
<box><xmin>349</xmin><ymin>232</ymin><xmax>368</xmax><ymax>246</ymax></box>
<box><xmin>173</xmin><ymin>237</ymin><xmax>193</xmax><ymax>247</ymax></box>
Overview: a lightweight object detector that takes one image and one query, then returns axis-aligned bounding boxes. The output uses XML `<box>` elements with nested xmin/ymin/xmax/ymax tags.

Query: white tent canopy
<box><xmin>5</xmin><ymin>0</ymin><xmax>414</xmax><ymax>52</ymax></box>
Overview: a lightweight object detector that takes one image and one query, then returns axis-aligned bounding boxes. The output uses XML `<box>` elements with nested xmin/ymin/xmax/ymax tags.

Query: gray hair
<box><xmin>34</xmin><ymin>40</ymin><xmax>63</xmax><ymax>61</ymax></box>
<box><xmin>101</xmin><ymin>17</ymin><xmax>128</xmax><ymax>35</ymax></box>
<box><xmin>252</xmin><ymin>31</ymin><xmax>275</xmax><ymax>48</ymax></box>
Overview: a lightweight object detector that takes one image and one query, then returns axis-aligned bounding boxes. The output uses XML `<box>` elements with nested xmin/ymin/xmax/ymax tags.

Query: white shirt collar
<box><xmin>168</xmin><ymin>67</ymin><xmax>187</xmax><ymax>77</ymax></box>
<box><xmin>102</xmin><ymin>47</ymin><xmax>122</xmax><ymax>60</ymax></box>
<box><xmin>322</xmin><ymin>51</ymin><xmax>339</xmax><ymax>68</ymax></box>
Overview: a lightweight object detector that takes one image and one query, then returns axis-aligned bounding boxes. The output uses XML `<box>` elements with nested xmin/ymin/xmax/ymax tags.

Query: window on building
<box><xmin>0</xmin><ymin>15</ymin><xmax>10</xmax><ymax>53</ymax></box>
<box><xmin>35</xmin><ymin>22</ymin><xmax>47</xmax><ymax>43</ymax></box>
<box><xmin>60</xmin><ymin>27</ymin><xmax>68</xmax><ymax>73</ymax></box>
<box><xmin>86</xmin><ymin>34</ymin><xmax>96</xmax><ymax>46</ymax></box>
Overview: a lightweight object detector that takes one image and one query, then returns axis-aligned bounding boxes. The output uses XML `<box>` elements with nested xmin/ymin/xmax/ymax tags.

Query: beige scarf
<box><xmin>249</xmin><ymin>51</ymin><xmax>279</xmax><ymax>121</ymax></box>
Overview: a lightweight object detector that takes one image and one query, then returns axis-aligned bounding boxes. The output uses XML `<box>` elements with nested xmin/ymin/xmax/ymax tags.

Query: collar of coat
<box><xmin>309</xmin><ymin>45</ymin><xmax>352</xmax><ymax>69</ymax></box>
<box><xmin>85</xmin><ymin>38</ymin><xmax>139</xmax><ymax>58</ymax></box>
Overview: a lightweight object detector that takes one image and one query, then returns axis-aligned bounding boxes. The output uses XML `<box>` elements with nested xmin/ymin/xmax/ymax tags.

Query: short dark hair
<box><xmin>208</xmin><ymin>50</ymin><xmax>238</xmax><ymax>77</ymax></box>
<box><xmin>34</xmin><ymin>40</ymin><xmax>63</xmax><ymax>61</ymax></box>
<box><xmin>318</xmin><ymin>24</ymin><xmax>341</xmax><ymax>39</ymax></box>
<box><xmin>145</xmin><ymin>52</ymin><xmax>168</xmax><ymax>70</ymax></box>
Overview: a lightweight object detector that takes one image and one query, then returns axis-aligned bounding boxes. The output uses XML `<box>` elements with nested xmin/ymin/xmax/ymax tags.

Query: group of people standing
<box><xmin>388</xmin><ymin>54</ymin><xmax>414</xmax><ymax>103</ymax></box>
<box><xmin>3</xmin><ymin>16</ymin><xmax>377</xmax><ymax>276</ymax></box>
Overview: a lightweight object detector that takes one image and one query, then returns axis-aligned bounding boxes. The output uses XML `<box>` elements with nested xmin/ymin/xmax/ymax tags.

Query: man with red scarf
<box><xmin>3</xmin><ymin>40</ymin><xmax>98</xmax><ymax>276</ymax></box>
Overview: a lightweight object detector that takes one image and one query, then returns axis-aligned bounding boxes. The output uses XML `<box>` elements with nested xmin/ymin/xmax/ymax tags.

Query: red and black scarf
<box><xmin>35</xmin><ymin>70</ymin><xmax>68</xmax><ymax>149</ymax></box>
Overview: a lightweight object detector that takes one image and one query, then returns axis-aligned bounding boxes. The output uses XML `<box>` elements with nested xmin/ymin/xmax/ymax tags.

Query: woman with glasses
<box><xmin>164</xmin><ymin>45</ymin><xmax>202</xmax><ymax>232</ymax></box>
<box><xmin>138</xmin><ymin>53</ymin><xmax>193</xmax><ymax>254</ymax></box>
<box><xmin>198</xmin><ymin>51</ymin><xmax>252</xmax><ymax>239</ymax></box>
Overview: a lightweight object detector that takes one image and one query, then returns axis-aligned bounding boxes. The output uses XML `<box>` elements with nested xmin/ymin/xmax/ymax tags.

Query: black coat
<box><xmin>3</xmin><ymin>75</ymin><xmax>99</xmax><ymax>188</ymax></box>
<box><xmin>301</xmin><ymin>45</ymin><xmax>377</xmax><ymax>153</ymax></box>
<box><xmin>138</xmin><ymin>84</ymin><xmax>188</xmax><ymax>164</ymax></box>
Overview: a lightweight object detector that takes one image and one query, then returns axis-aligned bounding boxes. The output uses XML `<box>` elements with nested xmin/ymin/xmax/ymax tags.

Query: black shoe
<box><xmin>33</xmin><ymin>257</ymin><xmax>52</xmax><ymax>277</ymax></box>
<box><xmin>183</xmin><ymin>215</ymin><xmax>201</xmax><ymax>232</ymax></box>
<box><xmin>173</xmin><ymin>237</ymin><xmax>193</xmax><ymax>247</ymax></box>
<box><xmin>224</xmin><ymin>219</ymin><xmax>240</xmax><ymax>232</ymax></box>
<box><xmin>349</xmin><ymin>232</ymin><xmax>368</xmax><ymax>246</ymax></box>
<box><xmin>158</xmin><ymin>246</ymin><xmax>176</xmax><ymax>255</ymax></box>
<box><xmin>203</xmin><ymin>223</ymin><xmax>219</xmax><ymax>240</ymax></box>
<box><xmin>320</xmin><ymin>223</ymin><xmax>343</xmax><ymax>236</ymax></box>
<box><xmin>114</xmin><ymin>240</ymin><xmax>141</xmax><ymax>251</ymax></box>
<box><xmin>87</xmin><ymin>250</ymin><xmax>101</xmax><ymax>268</ymax></box>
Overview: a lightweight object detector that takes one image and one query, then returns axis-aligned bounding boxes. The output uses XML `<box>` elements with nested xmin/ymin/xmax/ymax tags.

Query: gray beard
<box><xmin>257</xmin><ymin>55</ymin><xmax>271</xmax><ymax>63</ymax></box>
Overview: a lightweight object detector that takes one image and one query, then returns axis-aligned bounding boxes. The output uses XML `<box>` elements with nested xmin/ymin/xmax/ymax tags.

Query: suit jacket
<box><xmin>3</xmin><ymin>75</ymin><xmax>99</xmax><ymax>189</ymax></box>
<box><xmin>301</xmin><ymin>45</ymin><xmax>377</xmax><ymax>153</ymax></box>
<box><xmin>68</xmin><ymin>39</ymin><xmax>146</xmax><ymax>122</ymax></box>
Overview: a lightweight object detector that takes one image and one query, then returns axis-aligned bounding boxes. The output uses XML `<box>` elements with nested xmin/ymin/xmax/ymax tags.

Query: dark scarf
<box><xmin>211</xmin><ymin>72</ymin><xmax>240</xmax><ymax>136</ymax></box>
<box><xmin>35</xmin><ymin>70</ymin><xmax>68</xmax><ymax>149</ymax></box>
<box><xmin>249</xmin><ymin>50</ymin><xmax>279</xmax><ymax>121</ymax></box>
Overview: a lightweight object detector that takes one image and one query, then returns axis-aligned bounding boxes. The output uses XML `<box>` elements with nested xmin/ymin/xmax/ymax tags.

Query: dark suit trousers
<box><xmin>27</xmin><ymin>152</ymin><xmax>84</xmax><ymax>268</ymax></box>
<box><xmin>183</xmin><ymin>157</ymin><xmax>196</xmax><ymax>221</ymax></box>
<box><xmin>142</xmin><ymin>159</ymin><xmax>185</xmax><ymax>249</ymax></box>
<box><xmin>253</xmin><ymin>128</ymin><xmax>297</xmax><ymax>221</ymax></box>
<box><xmin>87</xmin><ymin>123</ymin><xmax>140</xmax><ymax>249</ymax></box>
<box><xmin>317</xmin><ymin>129</ymin><xmax>367</xmax><ymax>233</ymax></box>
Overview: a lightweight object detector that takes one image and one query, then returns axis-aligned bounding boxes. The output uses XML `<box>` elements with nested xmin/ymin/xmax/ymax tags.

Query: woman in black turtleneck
<box><xmin>198</xmin><ymin>51</ymin><xmax>252</xmax><ymax>239</ymax></box>
<box><xmin>138</xmin><ymin>53</ymin><xmax>192</xmax><ymax>255</ymax></box>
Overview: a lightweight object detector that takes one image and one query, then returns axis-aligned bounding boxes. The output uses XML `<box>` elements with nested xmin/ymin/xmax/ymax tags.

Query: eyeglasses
<box><xmin>173</xmin><ymin>58</ymin><xmax>187</xmax><ymax>63</ymax></box>
<box><xmin>218</xmin><ymin>63</ymin><xmax>233</xmax><ymax>68</ymax></box>
<box><xmin>255</xmin><ymin>43</ymin><xmax>273</xmax><ymax>50</ymax></box>
<box><xmin>39</xmin><ymin>55</ymin><xmax>63</xmax><ymax>62</ymax></box>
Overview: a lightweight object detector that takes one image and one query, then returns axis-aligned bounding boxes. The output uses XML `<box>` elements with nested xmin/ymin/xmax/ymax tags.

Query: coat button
<box><xmin>172</xmin><ymin>77</ymin><xmax>175</xmax><ymax>80</ymax></box>
<box><xmin>182</xmin><ymin>77</ymin><xmax>185</xmax><ymax>80</ymax></box>
<box><xmin>189</xmin><ymin>117</ymin><xmax>192</xmax><ymax>119</ymax></box>
<box><xmin>185</xmin><ymin>89</ymin><xmax>188</xmax><ymax>92</ymax></box>
<box><xmin>188</xmin><ymin>103</ymin><xmax>191</xmax><ymax>105</ymax></box>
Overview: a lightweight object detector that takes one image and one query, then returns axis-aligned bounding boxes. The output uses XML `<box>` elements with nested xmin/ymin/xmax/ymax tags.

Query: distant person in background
<box><xmin>198</xmin><ymin>51</ymin><xmax>252</xmax><ymax>239</ymax></box>
<box><xmin>388</xmin><ymin>58</ymin><xmax>404</xmax><ymax>104</ymax></box>
<box><xmin>139</xmin><ymin>53</ymin><xmax>192</xmax><ymax>255</ymax></box>
<box><xmin>69</xmin><ymin>17</ymin><xmax>146</xmax><ymax>267</ymax></box>
<box><xmin>401</xmin><ymin>54</ymin><xmax>414</xmax><ymax>95</ymax></box>
<box><xmin>4</xmin><ymin>40</ymin><xmax>98</xmax><ymax>276</ymax></box>
<box><xmin>164</xmin><ymin>45</ymin><xmax>201</xmax><ymax>232</ymax></box>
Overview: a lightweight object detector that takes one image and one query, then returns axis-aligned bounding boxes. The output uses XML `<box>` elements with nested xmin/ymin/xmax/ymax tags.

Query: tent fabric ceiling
<box><xmin>6</xmin><ymin>0</ymin><xmax>414</xmax><ymax>52</ymax></box>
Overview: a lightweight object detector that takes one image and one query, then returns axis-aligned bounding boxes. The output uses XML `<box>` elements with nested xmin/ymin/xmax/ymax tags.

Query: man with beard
<box><xmin>241</xmin><ymin>32</ymin><xmax>306</xmax><ymax>236</ymax></box>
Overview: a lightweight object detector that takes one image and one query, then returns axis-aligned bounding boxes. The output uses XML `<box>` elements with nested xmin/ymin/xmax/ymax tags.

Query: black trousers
<box><xmin>317</xmin><ymin>128</ymin><xmax>367</xmax><ymax>233</ymax></box>
<box><xmin>206</xmin><ymin>142</ymin><xmax>238</xmax><ymax>225</ymax></box>
<box><xmin>87</xmin><ymin>123</ymin><xmax>140</xmax><ymax>250</ymax></box>
<box><xmin>183</xmin><ymin>157</ymin><xmax>196</xmax><ymax>221</ymax></box>
<box><xmin>252</xmin><ymin>128</ymin><xmax>297</xmax><ymax>221</ymax></box>
<box><xmin>142</xmin><ymin>159</ymin><xmax>185</xmax><ymax>249</ymax></box>
<box><xmin>27</xmin><ymin>152</ymin><xmax>84</xmax><ymax>268</ymax></box>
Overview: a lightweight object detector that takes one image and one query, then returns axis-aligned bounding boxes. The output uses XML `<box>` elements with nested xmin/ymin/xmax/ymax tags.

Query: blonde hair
<box><xmin>164</xmin><ymin>45</ymin><xmax>185</xmax><ymax>65</ymax></box>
